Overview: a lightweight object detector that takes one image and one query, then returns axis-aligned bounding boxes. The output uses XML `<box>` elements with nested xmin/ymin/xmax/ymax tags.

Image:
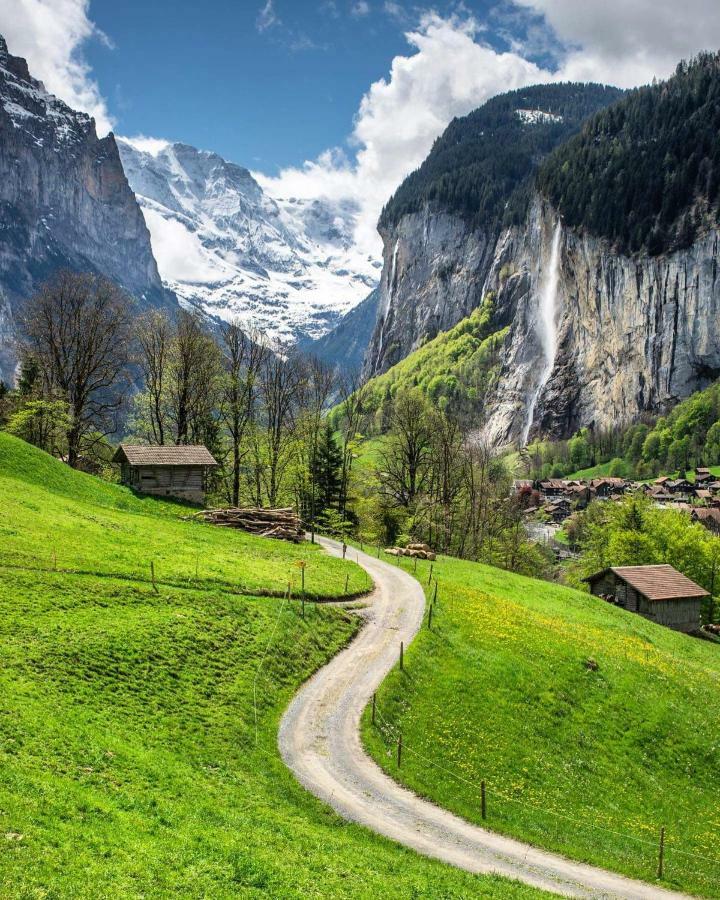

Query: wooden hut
<box><xmin>584</xmin><ymin>564</ymin><xmax>708</xmax><ymax>633</ymax></box>
<box><xmin>112</xmin><ymin>444</ymin><xmax>218</xmax><ymax>504</ymax></box>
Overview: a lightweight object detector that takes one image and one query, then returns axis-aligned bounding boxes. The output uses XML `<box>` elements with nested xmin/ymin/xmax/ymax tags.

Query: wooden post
<box><xmin>344</xmin><ymin>573</ymin><xmax>349</xmax><ymax>596</ymax></box>
<box><xmin>342</xmin><ymin>541</ymin><xmax>347</xmax><ymax>559</ymax></box>
<box><xmin>657</xmin><ymin>826</ymin><xmax>665</xmax><ymax>879</ymax></box>
<box><xmin>481</xmin><ymin>780</ymin><xmax>487</xmax><ymax>820</ymax></box>
<box><xmin>301</xmin><ymin>566</ymin><xmax>305</xmax><ymax>597</ymax></box>
<box><xmin>400</xmin><ymin>641</ymin><xmax>404</xmax><ymax>671</ymax></box>
<box><xmin>150</xmin><ymin>561</ymin><xmax>158</xmax><ymax>594</ymax></box>
<box><xmin>413</xmin><ymin>556</ymin><xmax>417</xmax><ymax>573</ymax></box>
<box><xmin>428</xmin><ymin>604</ymin><xmax>433</xmax><ymax>630</ymax></box>
<box><xmin>433</xmin><ymin>580</ymin><xmax>438</xmax><ymax>605</ymax></box>
<box><xmin>372</xmin><ymin>692</ymin><xmax>376</xmax><ymax>725</ymax></box>
<box><xmin>428</xmin><ymin>563</ymin><xmax>433</xmax><ymax>585</ymax></box>
<box><xmin>397</xmin><ymin>733</ymin><xmax>402</xmax><ymax>767</ymax></box>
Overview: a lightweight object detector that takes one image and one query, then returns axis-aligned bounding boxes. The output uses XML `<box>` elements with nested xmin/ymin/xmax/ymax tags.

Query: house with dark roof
<box><xmin>112</xmin><ymin>444</ymin><xmax>218</xmax><ymax>504</ymax></box>
<box><xmin>584</xmin><ymin>564</ymin><xmax>708</xmax><ymax>633</ymax></box>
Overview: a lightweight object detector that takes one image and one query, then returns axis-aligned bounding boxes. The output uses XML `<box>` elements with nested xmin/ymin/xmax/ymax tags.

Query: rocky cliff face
<box><xmin>370</xmin><ymin>192</ymin><xmax>720</xmax><ymax>447</ymax></box>
<box><xmin>363</xmin><ymin>208</ymin><xmax>495</xmax><ymax>377</ymax></box>
<box><xmin>0</xmin><ymin>35</ymin><xmax>171</xmax><ymax>382</ymax></box>
<box><xmin>484</xmin><ymin>199</ymin><xmax>720</xmax><ymax>445</ymax></box>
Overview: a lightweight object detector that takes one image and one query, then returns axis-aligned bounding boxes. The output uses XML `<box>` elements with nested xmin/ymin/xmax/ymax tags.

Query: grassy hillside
<box><xmin>0</xmin><ymin>433</ymin><xmax>545</xmax><ymax>898</ymax></box>
<box><xmin>363</xmin><ymin>553</ymin><xmax>720</xmax><ymax>897</ymax></box>
<box><xmin>340</xmin><ymin>297</ymin><xmax>506</xmax><ymax>429</ymax></box>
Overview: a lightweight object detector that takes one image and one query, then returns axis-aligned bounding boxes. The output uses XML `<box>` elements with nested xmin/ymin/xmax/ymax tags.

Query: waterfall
<box><xmin>521</xmin><ymin>220</ymin><xmax>562</xmax><ymax>446</ymax></box>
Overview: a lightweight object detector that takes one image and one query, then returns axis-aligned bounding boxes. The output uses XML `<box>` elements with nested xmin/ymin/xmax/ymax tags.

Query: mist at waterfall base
<box><xmin>520</xmin><ymin>221</ymin><xmax>563</xmax><ymax>447</ymax></box>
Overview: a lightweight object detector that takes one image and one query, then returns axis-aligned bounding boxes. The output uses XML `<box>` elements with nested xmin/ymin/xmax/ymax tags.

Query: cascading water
<box><xmin>520</xmin><ymin>220</ymin><xmax>562</xmax><ymax>446</ymax></box>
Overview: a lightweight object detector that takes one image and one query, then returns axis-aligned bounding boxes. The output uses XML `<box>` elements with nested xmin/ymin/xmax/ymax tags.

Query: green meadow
<box><xmin>0</xmin><ymin>433</ymin><xmax>546</xmax><ymax>899</ymax></box>
<box><xmin>364</xmin><ymin>553</ymin><xmax>720</xmax><ymax>897</ymax></box>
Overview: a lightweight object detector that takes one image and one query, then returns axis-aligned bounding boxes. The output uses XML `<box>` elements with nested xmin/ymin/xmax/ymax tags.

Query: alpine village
<box><xmin>4</xmin><ymin>6</ymin><xmax>720</xmax><ymax>900</ymax></box>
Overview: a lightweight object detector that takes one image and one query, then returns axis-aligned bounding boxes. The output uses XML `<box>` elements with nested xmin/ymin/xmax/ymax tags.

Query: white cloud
<box><xmin>141</xmin><ymin>208</ymin><xmax>225</xmax><ymax>285</ymax></box>
<box><xmin>351</xmin><ymin>1</ymin><xmax>371</xmax><ymax>17</ymax></box>
<box><xmin>120</xmin><ymin>135</ymin><xmax>171</xmax><ymax>156</ymax></box>
<box><xmin>0</xmin><ymin>0</ymin><xmax>113</xmax><ymax>134</ymax></box>
<box><xmin>256</xmin><ymin>0</ymin><xmax>280</xmax><ymax>33</ymax></box>
<box><xmin>515</xmin><ymin>0</ymin><xmax>720</xmax><ymax>86</ymax></box>
<box><xmin>257</xmin><ymin>13</ymin><xmax>550</xmax><ymax>256</ymax></box>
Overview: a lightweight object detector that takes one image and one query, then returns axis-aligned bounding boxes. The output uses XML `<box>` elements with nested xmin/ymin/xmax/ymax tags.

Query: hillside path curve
<box><xmin>278</xmin><ymin>537</ymin><xmax>690</xmax><ymax>899</ymax></box>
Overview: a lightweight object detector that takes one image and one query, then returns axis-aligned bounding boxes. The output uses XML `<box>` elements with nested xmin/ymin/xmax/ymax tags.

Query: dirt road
<box><xmin>279</xmin><ymin>537</ymin><xmax>688</xmax><ymax>898</ymax></box>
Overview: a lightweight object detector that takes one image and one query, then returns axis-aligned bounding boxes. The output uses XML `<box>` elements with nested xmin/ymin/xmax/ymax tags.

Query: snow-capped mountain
<box><xmin>117</xmin><ymin>139</ymin><xmax>381</xmax><ymax>343</ymax></box>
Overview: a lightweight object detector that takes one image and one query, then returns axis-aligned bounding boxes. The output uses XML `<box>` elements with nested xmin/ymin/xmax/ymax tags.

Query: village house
<box><xmin>691</xmin><ymin>507</ymin><xmax>720</xmax><ymax>534</ymax></box>
<box><xmin>695</xmin><ymin>467</ymin><xmax>715</xmax><ymax>485</ymax></box>
<box><xmin>584</xmin><ymin>564</ymin><xmax>708</xmax><ymax>633</ymax></box>
<box><xmin>112</xmin><ymin>444</ymin><xmax>218</xmax><ymax>504</ymax></box>
<box><xmin>590</xmin><ymin>477</ymin><xmax>626</xmax><ymax>498</ymax></box>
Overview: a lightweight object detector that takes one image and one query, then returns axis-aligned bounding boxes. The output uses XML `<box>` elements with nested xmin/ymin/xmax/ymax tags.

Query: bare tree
<box><xmin>256</xmin><ymin>349</ymin><xmax>304</xmax><ymax>506</ymax></box>
<box><xmin>219</xmin><ymin>321</ymin><xmax>268</xmax><ymax>506</ymax></box>
<box><xmin>135</xmin><ymin>310</ymin><xmax>171</xmax><ymax>445</ymax></box>
<box><xmin>21</xmin><ymin>271</ymin><xmax>133</xmax><ymax>467</ymax></box>
<box><xmin>166</xmin><ymin>311</ymin><xmax>221</xmax><ymax>446</ymax></box>
<box><xmin>377</xmin><ymin>389</ymin><xmax>433</xmax><ymax>509</ymax></box>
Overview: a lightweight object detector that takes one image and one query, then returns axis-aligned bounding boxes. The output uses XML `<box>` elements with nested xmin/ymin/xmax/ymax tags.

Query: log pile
<box><xmin>194</xmin><ymin>507</ymin><xmax>304</xmax><ymax>543</ymax></box>
<box><xmin>384</xmin><ymin>542</ymin><xmax>436</xmax><ymax>561</ymax></box>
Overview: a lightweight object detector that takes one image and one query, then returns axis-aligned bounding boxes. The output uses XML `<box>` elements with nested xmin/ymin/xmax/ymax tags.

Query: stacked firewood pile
<box><xmin>384</xmin><ymin>542</ymin><xmax>436</xmax><ymax>560</ymax></box>
<box><xmin>193</xmin><ymin>507</ymin><xmax>304</xmax><ymax>543</ymax></box>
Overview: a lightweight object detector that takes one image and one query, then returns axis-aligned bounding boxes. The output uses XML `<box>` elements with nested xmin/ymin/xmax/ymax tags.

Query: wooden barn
<box><xmin>112</xmin><ymin>444</ymin><xmax>218</xmax><ymax>504</ymax></box>
<box><xmin>584</xmin><ymin>564</ymin><xmax>708</xmax><ymax>633</ymax></box>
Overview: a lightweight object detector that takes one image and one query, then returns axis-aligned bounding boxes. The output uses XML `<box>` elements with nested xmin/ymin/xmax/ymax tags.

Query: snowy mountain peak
<box><xmin>118</xmin><ymin>138</ymin><xmax>380</xmax><ymax>343</ymax></box>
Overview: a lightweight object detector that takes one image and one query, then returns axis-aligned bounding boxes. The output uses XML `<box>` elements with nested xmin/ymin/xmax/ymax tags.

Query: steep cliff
<box><xmin>364</xmin><ymin>56</ymin><xmax>720</xmax><ymax>447</ymax></box>
<box><xmin>0</xmin><ymin>35</ymin><xmax>172</xmax><ymax>382</ymax></box>
<box><xmin>483</xmin><ymin>199</ymin><xmax>720</xmax><ymax>445</ymax></box>
<box><xmin>363</xmin><ymin>82</ymin><xmax>624</xmax><ymax>379</ymax></box>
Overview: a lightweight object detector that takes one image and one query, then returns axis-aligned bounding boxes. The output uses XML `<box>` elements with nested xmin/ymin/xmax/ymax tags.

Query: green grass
<box><xmin>0</xmin><ymin>433</ymin><xmax>546</xmax><ymax>898</ymax></box>
<box><xmin>363</xmin><ymin>553</ymin><xmax>720</xmax><ymax>897</ymax></box>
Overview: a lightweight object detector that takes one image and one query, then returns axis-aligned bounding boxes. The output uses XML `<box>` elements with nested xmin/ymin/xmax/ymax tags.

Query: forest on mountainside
<box><xmin>529</xmin><ymin>380</ymin><xmax>720</xmax><ymax>479</ymax></box>
<box><xmin>538</xmin><ymin>52</ymin><xmax>720</xmax><ymax>255</ymax></box>
<box><xmin>379</xmin><ymin>82</ymin><xmax>624</xmax><ymax>233</ymax></box>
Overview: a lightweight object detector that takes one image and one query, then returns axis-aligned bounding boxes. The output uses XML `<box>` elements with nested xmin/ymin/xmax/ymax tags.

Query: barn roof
<box><xmin>584</xmin><ymin>564</ymin><xmax>708</xmax><ymax>601</ymax></box>
<box><xmin>112</xmin><ymin>444</ymin><xmax>218</xmax><ymax>467</ymax></box>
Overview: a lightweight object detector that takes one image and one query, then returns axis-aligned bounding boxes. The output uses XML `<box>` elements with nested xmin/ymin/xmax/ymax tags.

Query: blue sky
<box><xmin>4</xmin><ymin>0</ymin><xmax>720</xmax><ymax>255</ymax></box>
<box><xmin>84</xmin><ymin>0</ymin><xmax>519</xmax><ymax>171</ymax></box>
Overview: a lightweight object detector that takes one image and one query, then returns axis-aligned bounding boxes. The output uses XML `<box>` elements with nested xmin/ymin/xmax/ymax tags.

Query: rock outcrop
<box><xmin>484</xmin><ymin>200</ymin><xmax>720</xmax><ymax>445</ymax></box>
<box><xmin>0</xmin><ymin>35</ymin><xmax>172</xmax><ymax>382</ymax></box>
<box><xmin>365</xmin><ymin>190</ymin><xmax>720</xmax><ymax>447</ymax></box>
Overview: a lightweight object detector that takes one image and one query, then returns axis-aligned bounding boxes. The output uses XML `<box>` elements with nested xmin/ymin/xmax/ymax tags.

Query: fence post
<box><xmin>428</xmin><ymin>604</ymin><xmax>433</xmax><ymax>630</ymax></box>
<box><xmin>397</xmin><ymin>733</ymin><xmax>402</xmax><ymax>767</ymax></box>
<box><xmin>433</xmin><ymin>580</ymin><xmax>438</xmax><ymax>605</ymax></box>
<box><xmin>400</xmin><ymin>641</ymin><xmax>404</xmax><ymax>671</ymax></box>
<box><xmin>428</xmin><ymin>563</ymin><xmax>433</xmax><ymax>585</ymax></box>
<box><xmin>657</xmin><ymin>826</ymin><xmax>665</xmax><ymax>879</ymax></box>
<box><xmin>344</xmin><ymin>573</ymin><xmax>349</xmax><ymax>596</ymax></box>
<box><xmin>342</xmin><ymin>541</ymin><xmax>347</xmax><ymax>559</ymax></box>
<box><xmin>372</xmin><ymin>692</ymin><xmax>376</xmax><ymax>725</ymax></box>
<box><xmin>481</xmin><ymin>780</ymin><xmax>487</xmax><ymax>820</ymax></box>
<box><xmin>150</xmin><ymin>560</ymin><xmax>158</xmax><ymax>594</ymax></box>
<box><xmin>413</xmin><ymin>556</ymin><xmax>417</xmax><ymax>573</ymax></box>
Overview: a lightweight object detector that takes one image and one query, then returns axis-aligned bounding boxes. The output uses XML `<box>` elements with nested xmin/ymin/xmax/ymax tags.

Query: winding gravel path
<box><xmin>279</xmin><ymin>537</ymin><xmax>689</xmax><ymax>898</ymax></box>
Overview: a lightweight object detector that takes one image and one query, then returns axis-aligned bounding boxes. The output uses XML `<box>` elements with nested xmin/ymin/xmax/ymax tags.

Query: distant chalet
<box><xmin>584</xmin><ymin>564</ymin><xmax>708</xmax><ymax>633</ymax></box>
<box><xmin>113</xmin><ymin>444</ymin><xmax>218</xmax><ymax>505</ymax></box>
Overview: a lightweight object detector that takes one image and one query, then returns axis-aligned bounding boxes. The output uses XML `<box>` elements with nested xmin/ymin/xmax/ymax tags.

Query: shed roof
<box><xmin>584</xmin><ymin>564</ymin><xmax>708</xmax><ymax>601</ymax></box>
<box><xmin>112</xmin><ymin>444</ymin><xmax>218</xmax><ymax>467</ymax></box>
